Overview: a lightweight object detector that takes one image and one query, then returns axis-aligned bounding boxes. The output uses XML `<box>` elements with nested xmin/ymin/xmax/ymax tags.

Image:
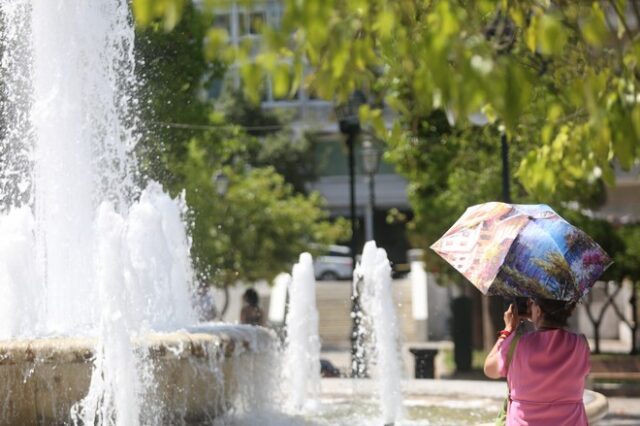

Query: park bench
<box><xmin>587</xmin><ymin>355</ymin><xmax>640</xmax><ymax>396</ymax></box>
<box><xmin>407</xmin><ymin>342</ymin><xmax>449</xmax><ymax>378</ymax></box>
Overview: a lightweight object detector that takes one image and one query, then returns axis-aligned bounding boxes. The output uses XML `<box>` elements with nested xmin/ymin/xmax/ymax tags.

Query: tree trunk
<box><xmin>593</xmin><ymin>322</ymin><xmax>600</xmax><ymax>354</ymax></box>
<box><xmin>482</xmin><ymin>296</ymin><xmax>494</xmax><ymax>351</ymax></box>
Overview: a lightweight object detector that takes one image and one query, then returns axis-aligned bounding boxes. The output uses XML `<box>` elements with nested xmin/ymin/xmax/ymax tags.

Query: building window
<box><xmin>270</xmin><ymin>70</ymin><xmax>300</xmax><ymax>102</ymax></box>
<box><xmin>208</xmin><ymin>78</ymin><xmax>224</xmax><ymax>99</ymax></box>
<box><xmin>239</xmin><ymin>11</ymin><xmax>266</xmax><ymax>36</ymax></box>
<box><xmin>212</xmin><ymin>14</ymin><xmax>230</xmax><ymax>33</ymax></box>
<box><xmin>306</xmin><ymin>85</ymin><xmax>327</xmax><ymax>101</ymax></box>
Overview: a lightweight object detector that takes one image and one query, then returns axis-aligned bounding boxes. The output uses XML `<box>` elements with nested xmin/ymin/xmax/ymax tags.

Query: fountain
<box><xmin>274</xmin><ymin>241</ymin><xmax>609</xmax><ymax>425</ymax></box>
<box><xmin>284</xmin><ymin>253</ymin><xmax>321</xmax><ymax>412</ymax></box>
<box><xmin>0</xmin><ymin>1</ymin><xmax>274</xmax><ymax>424</ymax></box>
<box><xmin>356</xmin><ymin>241</ymin><xmax>404</xmax><ymax>424</ymax></box>
<box><xmin>0</xmin><ymin>1</ymin><xmax>609</xmax><ymax>424</ymax></box>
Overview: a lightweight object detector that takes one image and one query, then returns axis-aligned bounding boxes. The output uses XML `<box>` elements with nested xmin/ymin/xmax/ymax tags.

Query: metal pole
<box><xmin>371</xmin><ymin>172</ymin><xmax>376</xmax><ymax>215</ymax></box>
<box><xmin>364</xmin><ymin>174</ymin><xmax>374</xmax><ymax>242</ymax></box>
<box><xmin>501</xmin><ymin>133</ymin><xmax>511</xmax><ymax>203</ymax></box>
<box><xmin>495</xmin><ymin>132</ymin><xmax>512</xmax><ymax>348</ymax></box>
<box><xmin>630</xmin><ymin>288</ymin><xmax>638</xmax><ymax>355</ymax></box>
<box><xmin>347</xmin><ymin>132</ymin><xmax>357</xmax><ymax>273</ymax></box>
<box><xmin>347</xmin><ymin>132</ymin><xmax>363</xmax><ymax>377</ymax></box>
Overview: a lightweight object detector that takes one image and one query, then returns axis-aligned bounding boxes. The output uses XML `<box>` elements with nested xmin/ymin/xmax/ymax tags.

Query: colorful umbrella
<box><xmin>430</xmin><ymin>202</ymin><xmax>613</xmax><ymax>301</ymax></box>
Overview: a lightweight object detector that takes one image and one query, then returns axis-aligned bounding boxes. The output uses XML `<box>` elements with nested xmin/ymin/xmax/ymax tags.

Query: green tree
<box><xmin>177</xmin><ymin>137</ymin><xmax>347</xmax><ymax>288</ymax></box>
<box><xmin>135</xmin><ymin>4</ymin><xmax>347</xmax><ymax>291</ymax></box>
<box><xmin>275</xmin><ymin>1</ymin><xmax>640</xmax><ymax>198</ymax></box>
<box><xmin>561</xmin><ymin>208</ymin><xmax>640</xmax><ymax>283</ymax></box>
<box><xmin>217</xmin><ymin>89</ymin><xmax>319</xmax><ymax>194</ymax></box>
<box><xmin>134</xmin><ymin>0</ymin><xmax>640</xmax><ymax>196</ymax></box>
<box><xmin>133</xmin><ymin>1</ymin><xmax>640</xmax><ymax>282</ymax></box>
<box><xmin>135</xmin><ymin>4</ymin><xmax>219</xmax><ymax>184</ymax></box>
<box><xmin>133</xmin><ymin>1</ymin><xmax>640</xmax><ymax>354</ymax></box>
<box><xmin>133</xmin><ymin>0</ymin><xmax>633</xmax><ymax>228</ymax></box>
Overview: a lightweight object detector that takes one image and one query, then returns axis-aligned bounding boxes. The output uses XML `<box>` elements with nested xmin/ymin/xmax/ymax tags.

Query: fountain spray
<box><xmin>357</xmin><ymin>241</ymin><xmax>404</xmax><ymax>425</ymax></box>
<box><xmin>284</xmin><ymin>252</ymin><xmax>321</xmax><ymax>412</ymax></box>
<box><xmin>0</xmin><ymin>1</ymin><xmax>196</xmax><ymax>423</ymax></box>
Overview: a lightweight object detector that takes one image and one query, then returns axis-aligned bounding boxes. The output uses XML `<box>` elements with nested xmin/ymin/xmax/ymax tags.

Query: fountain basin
<box><xmin>313</xmin><ymin>379</ymin><xmax>608</xmax><ymax>426</ymax></box>
<box><xmin>0</xmin><ymin>324</ymin><xmax>275</xmax><ymax>425</ymax></box>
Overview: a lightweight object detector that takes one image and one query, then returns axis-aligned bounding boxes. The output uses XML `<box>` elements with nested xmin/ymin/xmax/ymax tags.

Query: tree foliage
<box><xmin>133</xmin><ymin>0</ymin><xmax>187</xmax><ymax>32</ymax></box>
<box><xmin>217</xmin><ymin>90</ymin><xmax>319</xmax><ymax>194</ymax></box>
<box><xmin>142</xmin><ymin>0</ymin><xmax>640</xmax><ymax>199</ymax></box>
<box><xmin>561</xmin><ymin>208</ymin><xmax>640</xmax><ymax>283</ymax></box>
<box><xmin>176</xmin><ymin>137</ymin><xmax>347</xmax><ymax>286</ymax></box>
<box><xmin>135</xmin><ymin>4</ymin><xmax>347</xmax><ymax>287</ymax></box>
<box><xmin>133</xmin><ymin>0</ymin><xmax>640</xmax><ymax>281</ymax></box>
<box><xmin>135</xmin><ymin>5</ymin><xmax>218</xmax><ymax>180</ymax></box>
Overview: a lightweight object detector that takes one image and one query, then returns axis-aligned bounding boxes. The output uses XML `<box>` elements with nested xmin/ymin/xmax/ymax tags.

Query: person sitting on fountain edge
<box><xmin>483</xmin><ymin>298</ymin><xmax>590</xmax><ymax>426</ymax></box>
<box><xmin>240</xmin><ymin>288</ymin><xmax>265</xmax><ymax>326</ymax></box>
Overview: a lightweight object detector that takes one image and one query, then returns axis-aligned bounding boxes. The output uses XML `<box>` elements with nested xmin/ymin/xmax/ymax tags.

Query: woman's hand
<box><xmin>504</xmin><ymin>303</ymin><xmax>519</xmax><ymax>333</ymax></box>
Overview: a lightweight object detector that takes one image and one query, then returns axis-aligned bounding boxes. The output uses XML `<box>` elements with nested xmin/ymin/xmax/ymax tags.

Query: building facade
<box><xmin>202</xmin><ymin>0</ymin><xmax>640</xmax><ymax>266</ymax></box>
<box><xmin>203</xmin><ymin>0</ymin><xmax>413</xmax><ymax>265</ymax></box>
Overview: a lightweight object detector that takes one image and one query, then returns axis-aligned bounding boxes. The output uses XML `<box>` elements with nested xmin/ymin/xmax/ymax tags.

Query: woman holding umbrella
<box><xmin>431</xmin><ymin>202</ymin><xmax>612</xmax><ymax>425</ymax></box>
<box><xmin>483</xmin><ymin>299</ymin><xmax>590</xmax><ymax>425</ymax></box>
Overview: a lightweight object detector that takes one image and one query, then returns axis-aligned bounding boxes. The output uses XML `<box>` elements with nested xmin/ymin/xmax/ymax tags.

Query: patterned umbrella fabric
<box><xmin>430</xmin><ymin>202</ymin><xmax>612</xmax><ymax>301</ymax></box>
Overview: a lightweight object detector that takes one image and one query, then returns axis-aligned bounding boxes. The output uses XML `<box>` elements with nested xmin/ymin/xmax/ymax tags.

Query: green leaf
<box><xmin>581</xmin><ymin>4</ymin><xmax>609</xmax><ymax>47</ymax></box>
<box><xmin>500</xmin><ymin>62</ymin><xmax>532</xmax><ymax>132</ymax></box>
<box><xmin>162</xmin><ymin>1</ymin><xmax>183</xmax><ymax>32</ymax></box>
<box><xmin>537</xmin><ymin>14</ymin><xmax>567</xmax><ymax>55</ymax></box>
<box><xmin>132</xmin><ymin>0</ymin><xmax>152</xmax><ymax>27</ymax></box>
<box><xmin>547</xmin><ymin>104</ymin><xmax>564</xmax><ymax>122</ymax></box>
<box><xmin>374</xmin><ymin>10</ymin><xmax>395</xmax><ymax>39</ymax></box>
<box><xmin>518</xmin><ymin>149</ymin><xmax>557</xmax><ymax>195</ymax></box>
<box><xmin>255</xmin><ymin>52</ymin><xmax>278</xmax><ymax>71</ymax></box>
<box><xmin>272</xmin><ymin>64</ymin><xmax>291</xmax><ymax>99</ymax></box>
<box><xmin>331</xmin><ymin>48</ymin><xmax>350</xmax><ymax>79</ymax></box>
<box><xmin>632</xmin><ymin>105</ymin><xmax>640</xmax><ymax>143</ymax></box>
<box><xmin>601</xmin><ymin>163</ymin><xmax>616</xmax><ymax>186</ymax></box>
<box><xmin>132</xmin><ymin>0</ymin><xmax>185</xmax><ymax>31</ymax></box>
<box><xmin>204</xmin><ymin>28</ymin><xmax>229</xmax><ymax>61</ymax></box>
<box><xmin>240</xmin><ymin>63</ymin><xmax>265</xmax><ymax>104</ymax></box>
<box><xmin>610</xmin><ymin>106</ymin><xmax>637</xmax><ymax>169</ymax></box>
<box><xmin>525</xmin><ymin>14</ymin><xmax>538</xmax><ymax>52</ymax></box>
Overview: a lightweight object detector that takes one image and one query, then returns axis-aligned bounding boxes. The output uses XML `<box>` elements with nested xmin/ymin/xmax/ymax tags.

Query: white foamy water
<box><xmin>284</xmin><ymin>253</ymin><xmax>321</xmax><ymax>412</ymax></box>
<box><xmin>0</xmin><ymin>1</ymin><xmax>197</xmax><ymax>424</ymax></box>
<box><xmin>357</xmin><ymin>241</ymin><xmax>404</xmax><ymax>424</ymax></box>
<box><xmin>0</xmin><ymin>207</ymin><xmax>40</xmax><ymax>337</ymax></box>
<box><xmin>30</xmin><ymin>0</ymin><xmax>139</xmax><ymax>335</ymax></box>
<box><xmin>0</xmin><ymin>2</ymin><xmax>418</xmax><ymax>425</ymax></box>
<box><xmin>123</xmin><ymin>183</ymin><xmax>197</xmax><ymax>330</ymax></box>
<box><xmin>0</xmin><ymin>1</ymin><xmax>33</xmax><ymax>209</ymax></box>
<box><xmin>0</xmin><ymin>0</ymin><xmax>147</xmax><ymax>338</ymax></box>
<box><xmin>71</xmin><ymin>202</ymin><xmax>142</xmax><ymax>426</ymax></box>
<box><xmin>70</xmin><ymin>187</ymin><xmax>198</xmax><ymax>424</ymax></box>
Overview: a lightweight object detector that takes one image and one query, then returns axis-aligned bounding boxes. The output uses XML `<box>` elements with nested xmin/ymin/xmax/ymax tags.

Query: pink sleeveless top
<box><xmin>498</xmin><ymin>329</ymin><xmax>590</xmax><ymax>426</ymax></box>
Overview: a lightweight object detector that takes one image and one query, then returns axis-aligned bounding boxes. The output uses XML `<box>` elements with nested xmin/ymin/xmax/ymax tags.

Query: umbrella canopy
<box><xmin>430</xmin><ymin>202</ymin><xmax>612</xmax><ymax>301</ymax></box>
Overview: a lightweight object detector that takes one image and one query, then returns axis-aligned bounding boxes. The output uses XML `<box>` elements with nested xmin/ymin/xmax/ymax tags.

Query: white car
<box><xmin>313</xmin><ymin>245</ymin><xmax>353</xmax><ymax>281</ymax></box>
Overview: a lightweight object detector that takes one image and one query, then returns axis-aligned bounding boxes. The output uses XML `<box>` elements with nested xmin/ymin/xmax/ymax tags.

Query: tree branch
<box><xmin>631</xmin><ymin>1</ymin><xmax>640</xmax><ymax>32</ymax></box>
<box><xmin>607</xmin><ymin>0</ymin><xmax>634</xmax><ymax>42</ymax></box>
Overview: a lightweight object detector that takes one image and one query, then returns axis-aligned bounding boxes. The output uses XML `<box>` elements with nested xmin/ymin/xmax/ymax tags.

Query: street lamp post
<box><xmin>213</xmin><ymin>171</ymin><xmax>230</xmax><ymax>197</ymax></box>
<box><xmin>500</xmin><ymin>133</ymin><xmax>511</xmax><ymax>203</ymax></box>
<box><xmin>361</xmin><ymin>138</ymin><xmax>381</xmax><ymax>242</ymax></box>
<box><xmin>468</xmin><ymin>114</ymin><xmax>513</xmax><ymax>350</ymax></box>
<box><xmin>335</xmin><ymin>91</ymin><xmax>366</xmax><ymax>378</ymax></box>
<box><xmin>467</xmin><ymin>114</ymin><xmax>511</xmax><ymax>203</ymax></box>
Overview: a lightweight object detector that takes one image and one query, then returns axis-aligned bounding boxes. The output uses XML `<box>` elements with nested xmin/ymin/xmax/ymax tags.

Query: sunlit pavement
<box><xmin>219</xmin><ymin>280</ymin><xmax>640</xmax><ymax>426</ymax></box>
<box><xmin>599</xmin><ymin>398</ymin><xmax>640</xmax><ymax>425</ymax></box>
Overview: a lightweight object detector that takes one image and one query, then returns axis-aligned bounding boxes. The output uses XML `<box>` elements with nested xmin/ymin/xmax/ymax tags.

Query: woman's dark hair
<box><xmin>534</xmin><ymin>298</ymin><xmax>576</xmax><ymax>328</ymax></box>
<box><xmin>243</xmin><ymin>288</ymin><xmax>259</xmax><ymax>307</ymax></box>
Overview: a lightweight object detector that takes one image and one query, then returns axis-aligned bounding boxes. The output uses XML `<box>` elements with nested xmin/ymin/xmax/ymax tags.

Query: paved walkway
<box><xmin>599</xmin><ymin>398</ymin><xmax>640</xmax><ymax>425</ymax></box>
